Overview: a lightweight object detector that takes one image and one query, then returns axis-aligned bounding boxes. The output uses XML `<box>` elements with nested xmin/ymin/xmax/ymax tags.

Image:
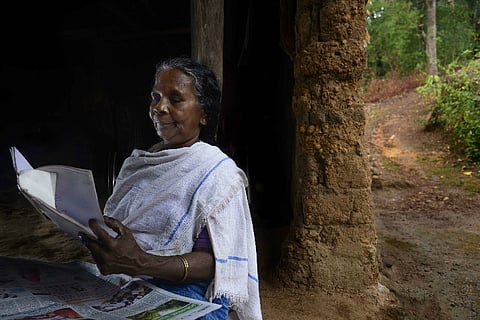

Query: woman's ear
<box><xmin>200</xmin><ymin>109</ymin><xmax>207</xmax><ymax>125</ymax></box>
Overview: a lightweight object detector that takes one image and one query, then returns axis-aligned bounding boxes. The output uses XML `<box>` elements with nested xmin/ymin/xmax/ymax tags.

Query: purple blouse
<box><xmin>193</xmin><ymin>226</ymin><xmax>212</xmax><ymax>249</ymax></box>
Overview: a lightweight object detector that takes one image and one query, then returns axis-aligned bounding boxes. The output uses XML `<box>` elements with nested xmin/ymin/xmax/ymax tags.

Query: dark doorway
<box><xmin>221</xmin><ymin>0</ymin><xmax>294</xmax><ymax>226</ymax></box>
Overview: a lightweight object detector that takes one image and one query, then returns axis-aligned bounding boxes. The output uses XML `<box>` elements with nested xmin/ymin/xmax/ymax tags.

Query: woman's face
<box><xmin>149</xmin><ymin>68</ymin><xmax>206</xmax><ymax>149</ymax></box>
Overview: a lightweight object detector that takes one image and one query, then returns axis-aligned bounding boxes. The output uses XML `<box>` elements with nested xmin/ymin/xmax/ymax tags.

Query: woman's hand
<box><xmin>83</xmin><ymin>216</ymin><xmax>147</xmax><ymax>276</ymax></box>
<box><xmin>81</xmin><ymin>216</ymin><xmax>215</xmax><ymax>283</ymax></box>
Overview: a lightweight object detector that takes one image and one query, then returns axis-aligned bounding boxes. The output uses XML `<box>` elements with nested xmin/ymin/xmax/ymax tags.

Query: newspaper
<box><xmin>0</xmin><ymin>256</ymin><xmax>221</xmax><ymax>319</ymax></box>
<box><xmin>9</xmin><ymin>146</ymin><xmax>117</xmax><ymax>241</ymax></box>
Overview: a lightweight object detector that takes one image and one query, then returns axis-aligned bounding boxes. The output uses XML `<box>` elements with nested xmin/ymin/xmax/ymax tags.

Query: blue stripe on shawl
<box><xmin>215</xmin><ymin>256</ymin><xmax>248</xmax><ymax>263</ymax></box>
<box><xmin>248</xmin><ymin>273</ymin><xmax>259</xmax><ymax>282</ymax></box>
<box><xmin>215</xmin><ymin>256</ymin><xmax>258</xmax><ymax>283</ymax></box>
<box><xmin>164</xmin><ymin>157</ymin><xmax>231</xmax><ymax>246</ymax></box>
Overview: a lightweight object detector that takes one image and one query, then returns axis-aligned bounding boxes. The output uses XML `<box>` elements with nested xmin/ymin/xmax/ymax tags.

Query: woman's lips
<box><xmin>153</xmin><ymin>117</ymin><xmax>175</xmax><ymax>126</ymax></box>
<box><xmin>153</xmin><ymin>120</ymin><xmax>176</xmax><ymax>134</ymax></box>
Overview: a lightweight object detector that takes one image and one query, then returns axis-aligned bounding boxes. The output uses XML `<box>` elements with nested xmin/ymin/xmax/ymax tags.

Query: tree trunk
<box><xmin>475</xmin><ymin>0</ymin><xmax>480</xmax><ymax>41</ymax></box>
<box><xmin>425</xmin><ymin>0</ymin><xmax>438</xmax><ymax>76</ymax></box>
<box><xmin>276</xmin><ymin>0</ymin><xmax>379</xmax><ymax>295</ymax></box>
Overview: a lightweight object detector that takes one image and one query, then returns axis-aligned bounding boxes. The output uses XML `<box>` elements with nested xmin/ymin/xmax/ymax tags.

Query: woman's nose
<box><xmin>152</xmin><ymin>100</ymin><xmax>169</xmax><ymax>114</ymax></box>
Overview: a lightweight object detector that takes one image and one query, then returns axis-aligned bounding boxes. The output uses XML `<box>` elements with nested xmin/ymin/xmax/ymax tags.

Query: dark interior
<box><xmin>0</xmin><ymin>0</ymin><xmax>293</xmax><ymax>226</ymax></box>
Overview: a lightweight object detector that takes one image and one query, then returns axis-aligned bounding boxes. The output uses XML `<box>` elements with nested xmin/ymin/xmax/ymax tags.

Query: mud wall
<box><xmin>277</xmin><ymin>0</ymin><xmax>380</xmax><ymax>294</ymax></box>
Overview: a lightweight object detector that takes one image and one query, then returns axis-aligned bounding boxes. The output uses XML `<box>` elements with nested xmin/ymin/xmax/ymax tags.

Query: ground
<box><xmin>1</xmin><ymin>89</ymin><xmax>480</xmax><ymax>319</ymax></box>
<box><xmin>365</xmin><ymin>90</ymin><xmax>480</xmax><ymax>320</ymax></box>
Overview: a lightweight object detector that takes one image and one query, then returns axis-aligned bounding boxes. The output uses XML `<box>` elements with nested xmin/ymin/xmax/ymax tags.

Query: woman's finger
<box><xmin>88</xmin><ymin>219</ymin><xmax>115</xmax><ymax>242</ymax></box>
<box><xmin>103</xmin><ymin>216</ymin><xmax>126</xmax><ymax>235</ymax></box>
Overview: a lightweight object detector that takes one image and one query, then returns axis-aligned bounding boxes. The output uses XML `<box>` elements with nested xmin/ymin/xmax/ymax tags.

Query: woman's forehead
<box><xmin>154</xmin><ymin>68</ymin><xmax>193</xmax><ymax>91</ymax></box>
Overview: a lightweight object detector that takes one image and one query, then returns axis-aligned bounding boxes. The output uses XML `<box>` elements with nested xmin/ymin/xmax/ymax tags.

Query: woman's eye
<box><xmin>151</xmin><ymin>93</ymin><xmax>160</xmax><ymax>103</ymax></box>
<box><xmin>169</xmin><ymin>96</ymin><xmax>183</xmax><ymax>104</ymax></box>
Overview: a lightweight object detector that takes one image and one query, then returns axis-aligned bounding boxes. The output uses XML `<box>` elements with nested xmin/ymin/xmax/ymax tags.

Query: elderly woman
<box><xmin>82</xmin><ymin>57</ymin><xmax>262</xmax><ymax>320</ymax></box>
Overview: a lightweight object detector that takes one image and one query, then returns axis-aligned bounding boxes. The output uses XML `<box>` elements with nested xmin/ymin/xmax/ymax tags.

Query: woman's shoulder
<box><xmin>147</xmin><ymin>141</ymin><xmax>165</xmax><ymax>152</ymax></box>
<box><xmin>192</xmin><ymin>141</ymin><xmax>228</xmax><ymax>159</ymax></box>
<box><xmin>199</xmin><ymin>145</ymin><xmax>248</xmax><ymax>185</ymax></box>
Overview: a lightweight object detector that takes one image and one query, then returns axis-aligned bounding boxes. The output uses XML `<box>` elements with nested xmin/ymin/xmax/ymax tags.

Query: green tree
<box><xmin>367</xmin><ymin>0</ymin><xmax>477</xmax><ymax>77</ymax></box>
<box><xmin>367</xmin><ymin>0</ymin><xmax>424</xmax><ymax>76</ymax></box>
<box><xmin>436</xmin><ymin>1</ymin><xmax>476</xmax><ymax>67</ymax></box>
<box><xmin>462</xmin><ymin>0</ymin><xmax>480</xmax><ymax>51</ymax></box>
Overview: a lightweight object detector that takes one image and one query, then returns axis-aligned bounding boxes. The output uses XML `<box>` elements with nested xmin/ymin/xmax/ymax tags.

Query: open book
<box><xmin>10</xmin><ymin>146</ymin><xmax>117</xmax><ymax>242</ymax></box>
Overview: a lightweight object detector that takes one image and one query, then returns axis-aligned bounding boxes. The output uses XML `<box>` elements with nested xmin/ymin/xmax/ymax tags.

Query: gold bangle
<box><xmin>178</xmin><ymin>255</ymin><xmax>189</xmax><ymax>282</ymax></box>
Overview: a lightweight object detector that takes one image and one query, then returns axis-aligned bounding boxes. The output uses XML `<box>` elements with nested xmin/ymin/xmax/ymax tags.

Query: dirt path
<box><xmin>366</xmin><ymin>90</ymin><xmax>480</xmax><ymax>320</ymax></box>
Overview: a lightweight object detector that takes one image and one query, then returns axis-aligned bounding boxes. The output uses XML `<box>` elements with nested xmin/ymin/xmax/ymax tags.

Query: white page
<box><xmin>17</xmin><ymin>169</ymin><xmax>56</xmax><ymax>208</ymax></box>
<box><xmin>38</xmin><ymin>165</ymin><xmax>117</xmax><ymax>238</ymax></box>
<box><xmin>10</xmin><ymin>146</ymin><xmax>33</xmax><ymax>172</ymax></box>
<box><xmin>32</xmin><ymin>197</ymin><xmax>100</xmax><ymax>240</ymax></box>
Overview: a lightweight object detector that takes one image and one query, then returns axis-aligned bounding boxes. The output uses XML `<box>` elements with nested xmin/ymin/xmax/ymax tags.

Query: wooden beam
<box><xmin>190</xmin><ymin>0</ymin><xmax>224</xmax><ymax>88</ymax></box>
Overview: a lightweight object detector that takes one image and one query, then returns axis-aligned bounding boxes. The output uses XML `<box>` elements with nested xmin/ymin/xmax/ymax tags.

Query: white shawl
<box><xmin>103</xmin><ymin>142</ymin><xmax>262</xmax><ymax>320</ymax></box>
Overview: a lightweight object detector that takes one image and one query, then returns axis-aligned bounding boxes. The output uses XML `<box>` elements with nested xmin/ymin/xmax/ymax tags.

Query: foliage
<box><xmin>436</xmin><ymin>1</ymin><xmax>477</xmax><ymax>69</ymax></box>
<box><xmin>366</xmin><ymin>0</ymin><xmax>424</xmax><ymax>77</ymax></box>
<box><xmin>366</xmin><ymin>0</ymin><xmax>478</xmax><ymax>77</ymax></box>
<box><xmin>417</xmin><ymin>52</ymin><xmax>480</xmax><ymax>165</ymax></box>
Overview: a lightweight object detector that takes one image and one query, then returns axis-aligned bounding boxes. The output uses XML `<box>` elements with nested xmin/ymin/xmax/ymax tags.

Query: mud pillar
<box><xmin>277</xmin><ymin>0</ymin><xmax>380</xmax><ymax>294</ymax></box>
